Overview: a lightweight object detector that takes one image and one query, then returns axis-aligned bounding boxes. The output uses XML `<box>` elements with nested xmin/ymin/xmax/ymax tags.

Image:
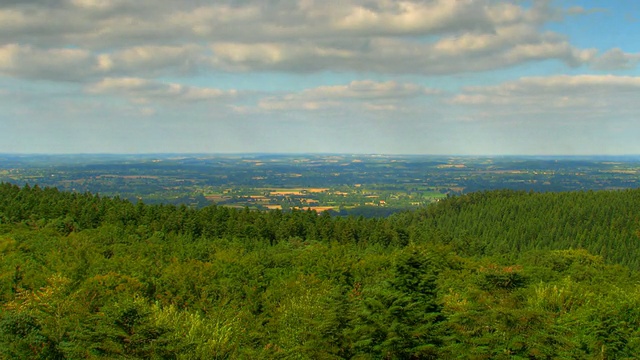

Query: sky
<box><xmin>1</xmin><ymin>0</ymin><xmax>639</xmax><ymax>155</ymax></box>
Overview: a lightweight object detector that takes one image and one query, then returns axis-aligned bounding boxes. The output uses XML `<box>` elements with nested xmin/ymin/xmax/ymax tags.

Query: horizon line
<box><xmin>2</xmin><ymin>152</ymin><xmax>640</xmax><ymax>158</ymax></box>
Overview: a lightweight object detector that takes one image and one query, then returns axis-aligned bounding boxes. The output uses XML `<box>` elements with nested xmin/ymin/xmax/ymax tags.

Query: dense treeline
<box><xmin>1</xmin><ymin>183</ymin><xmax>640</xmax><ymax>358</ymax></box>
<box><xmin>407</xmin><ymin>189</ymin><xmax>640</xmax><ymax>269</ymax></box>
<box><xmin>3</xmin><ymin>184</ymin><xmax>640</xmax><ymax>269</ymax></box>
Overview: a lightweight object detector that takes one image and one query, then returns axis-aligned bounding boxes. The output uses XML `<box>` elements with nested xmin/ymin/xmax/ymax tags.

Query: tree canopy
<box><xmin>1</xmin><ymin>183</ymin><xmax>640</xmax><ymax>358</ymax></box>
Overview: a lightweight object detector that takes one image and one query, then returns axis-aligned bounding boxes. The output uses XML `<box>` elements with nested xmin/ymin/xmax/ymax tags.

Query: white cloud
<box><xmin>458</xmin><ymin>75</ymin><xmax>640</xmax><ymax>95</ymax></box>
<box><xmin>210</xmin><ymin>34</ymin><xmax>594</xmax><ymax>74</ymax></box>
<box><xmin>297</xmin><ymin>80</ymin><xmax>436</xmax><ymax>99</ymax></box>
<box><xmin>258</xmin><ymin>80</ymin><xmax>438</xmax><ymax>111</ymax></box>
<box><xmin>450</xmin><ymin>75</ymin><xmax>640</xmax><ymax>117</ymax></box>
<box><xmin>0</xmin><ymin>0</ymin><xmax>616</xmax><ymax>79</ymax></box>
<box><xmin>87</xmin><ymin>77</ymin><xmax>238</xmax><ymax>104</ymax></box>
<box><xmin>2</xmin><ymin>0</ymin><xmax>639</xmax><ymax>157</ymax></box>
<box><xmin>565</xmin><ymin>6</ymin><xmax>607</xmax><ymax>16</ymax></box>
<box><xmin>0</xmin><ymin>44</ymin><xmax>97</xmax><ymax>81</ymax></box>
<box><xmin>364</xmin><ymin>103</ymin><xmax>397</xmax><ymax>111</ymax></box>
<box><xmin>69</xmin><ymin>0</ymin><xmax>124</xmax><ymax>11</ymax></box>
<box><xmin>98</xmin><ymin>45</ymin><xmax>205</xmax><ymax>75</ymax></box>
<box><xmin>334</xmin><ymin>0</ymin><xmax>492</xmax><ymax>35</ymax></box>
<box><xmin>590</xmin><ymin>48</ymin><xmax>640</xmax><ymax>71</ymax></box>
<box><xmin>0</xmin><ymin>43</ymin><xmax>209</xmax><ymax>81</ymax></box>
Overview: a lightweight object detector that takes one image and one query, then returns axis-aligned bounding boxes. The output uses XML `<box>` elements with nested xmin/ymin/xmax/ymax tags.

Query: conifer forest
<box><xmin>2</xmin><ymin>177</ymin><xmax>640</xmax><ymax>358</ymax></box>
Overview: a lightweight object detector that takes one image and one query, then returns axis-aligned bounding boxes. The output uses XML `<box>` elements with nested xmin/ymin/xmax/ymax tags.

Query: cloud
<box><xmin>564</xmin><ymin>6</ymin><xmax>608</xmax><ymax>16</ymax></box>
<box><xmin>450</xmin><ymin>75</ymin><xmax>640</xmax><ymax>118</ymax></box>
<box><xmin>199</xmin><ymin>0</ymin><xmax>595</xmax><ymax>74</ymax></box>
<box><xmin>304</xmin><ymin>80</ymin><xmax>439</xmax><ymax>99</ymax></box>
<box><xmin>590</xmin><ymin>48</ymin><xmax>640</xmax><ymax>71</ymax></box>
<box><xmin>97</xmin><ymin>45</ymin><xmax>206</xmax><ymax>75</ymax></box>
<box><xmin>333</xmin><ymin>0</ymin><xmax>493</xmax><ymax>35</ymax></box>
<box><xmin>258</xmin><ymin>80</ymin><xmax>438</xmax><ymax>111</ymax></box>
<box><xmin>457</xmin><ymin>75</ymin><xmax>640</xmax><ymax>96</ymax></box>
<box><xmin>1</xmin><ymin>0</ymin><xmax>638</xmax><ymax>157</ymax></box>
<box><xmin>0</xmin><ymin>42</ymin><xmax>213</xmax><ymax>82</ymax></box>
<box><xmin>86</xmin><ymin>77</ymin><xmax>238</xmax><ymax>104</ymax></box>
<box><xmin>0</xmin><ymin>0</ymin><xmax>610</xmax><ymax>80</ymax></box>
<box><xmin>211</xmin><ymin>34</ymin><xmax>594</xmax><ymax>74</ymax></box>
<box><xmin>0</xmin><ymin>44</ymin><xmax>97</xmax><ymax>81</ymax></box>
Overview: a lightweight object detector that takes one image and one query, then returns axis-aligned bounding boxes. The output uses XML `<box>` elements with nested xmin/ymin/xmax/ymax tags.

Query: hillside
<box><xmin>405</xmin><ymin>189</ymin><xmax>640</xmax><ymax>269</ymax></box>
<box><xmin>1</xmin><ymin>183</ymin><xmax>640</xmax><ymax>358</ymax></box>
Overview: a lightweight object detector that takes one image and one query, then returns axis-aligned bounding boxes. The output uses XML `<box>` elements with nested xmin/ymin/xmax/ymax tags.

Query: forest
<box><xmin>2</xmin><ymin>182</ymin><xmax>640</xmax><ymax>359</ymax></box>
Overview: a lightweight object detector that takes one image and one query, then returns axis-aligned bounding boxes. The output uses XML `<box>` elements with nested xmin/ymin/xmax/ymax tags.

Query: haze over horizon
<box><xmin>1</xmin><ymin>0</ymin><xmax>639</xmax><ymax>155</ymax></box>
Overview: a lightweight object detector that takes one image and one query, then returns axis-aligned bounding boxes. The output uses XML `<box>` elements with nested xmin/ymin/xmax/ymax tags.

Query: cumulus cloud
<box><xmin>303</xmin><ymin>80</ymin><xmax>439</xmax><ymax>99</ymax></box>
<box><xmin>97</xmin><ymin>45</ymin><xmax>206</xmax><ymax>75</ymax></box>
<box><xmin>590</xmin><ymin>48</ymin><xmax>640</xmax><ymax>71</ymax></box>
<box><xmin>3</xmin><ymin>0</ymin><xmax>639</xmax><ymax>155</ymax></box>
<box><xmin>204</xmin><ymin>0</ymin><xmax>596</xmax><ymax>74</ymax></box>
<box><xmin>0</xmin><ymin>44</ymin><xmax>97</xmax><ymax>81</ymax></box>
<box><xmin>0</xmin><ymin>0</ymin><xmax>613</xmax><ymax>80</ymax></box>
<box><xmin>450</xmin><ymin>75</ymin><xmax>640</xmax><ymax>116</ymax></box>
<box><xmin>333</xmin><ymin>0</ymin><xmax>493</xmax><ymax>35</ymax></box>
<box><xmin>564</xmin><ymin>6</ymin><xmax>607</xmax><ymax>16</ymax></box>
<box><xmin>0</xmin><ymin>43</ymin><xmax>210</xmax><ymax>81</ymax></box>
<box><xmin>211</xmin><ymin>35</ymin><xmax>594</xmax><ymax>74</ymax></box>
<box><xmin>86</xmin><ymin>77</ymin><xmax>238</xmax><ymax>104</ymax></box>
<box><xmin>258</xmin><ymin>80</ymin><xmax>438</xmax><ymax>111</ymax></box>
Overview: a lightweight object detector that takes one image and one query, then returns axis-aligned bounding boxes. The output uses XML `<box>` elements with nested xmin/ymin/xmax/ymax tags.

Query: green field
<box><xmin>1</xmin><ymin>154</ymin><xmax>639</xmax><ymax>215</ymax></box>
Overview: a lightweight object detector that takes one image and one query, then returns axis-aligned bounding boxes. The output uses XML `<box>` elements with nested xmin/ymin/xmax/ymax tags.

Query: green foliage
<box><xmin>2</xmin><ymin>183</ymin><xmax>640</xmax><ymax>358</ymax></box>
<box><xmin>410</xmin><ymin>189</ymin><xmax>640</xmax><ymax>269</ymax></box>
<box><xmin>476</xmin><ymin>264</ymin><xmax>527</xmax><ymax>291</ymax></box>
<box><xmin>152</xmin><ymin>303</ymin><xmax>241</xmax><ymax>359</ymax></box>
<box><xmin>83</xmin><ymin>296</ymin><xmax>178</xmax><ymax>359</ymax></box>
<box><xmin>351</xmin><ymin>247</ymin><xmax>444</xmax><ymax>359</ymax></box>
<box><xmin>0</xmin><ymin>312</ymin><xmax>51</xmax><ymax>359</ymax></box>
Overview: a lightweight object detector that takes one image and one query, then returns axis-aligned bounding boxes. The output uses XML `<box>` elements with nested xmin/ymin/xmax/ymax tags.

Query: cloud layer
<box><xmin>1</xmin><ymin>0</ymin><xmax>630</xmax><ymax>82</ymax></box>
<box><xmin>1</xmin><ymin>0</ymin><xmax>639</xmax><ymax>154</ymax></box>
<box><xmin>450</xmin><ymin>75</ymin><xmax>640</xmax><ymax>119</ymax></box>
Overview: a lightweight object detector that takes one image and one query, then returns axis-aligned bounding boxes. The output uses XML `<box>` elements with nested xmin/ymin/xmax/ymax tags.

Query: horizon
<box><xmin>2</xmin><ymin>1</ymin><xmax>640</xmax><ymax>155</ymax></box>
<box><xmin>3</xmin><ymin>152</ymin><xmax>640</xmax><ymax>159</ymax></box>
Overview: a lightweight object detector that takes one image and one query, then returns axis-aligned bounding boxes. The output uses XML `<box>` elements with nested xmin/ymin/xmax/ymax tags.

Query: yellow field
<box><xmin>266</xmin><ymin>188</ymin><xmax>329</xmax><ymax>196</ymax></box>
<box><xmin>295</xmin><ymin>206</ymin><xmax>335</xmax><ymax>212</ymax></box>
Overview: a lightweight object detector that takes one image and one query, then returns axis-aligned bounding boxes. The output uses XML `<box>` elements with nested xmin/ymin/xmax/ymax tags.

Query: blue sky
<box><xmin>1</xmin><ymin>0</ymin><xmax>639</xmax><ymax>155</ymax></box>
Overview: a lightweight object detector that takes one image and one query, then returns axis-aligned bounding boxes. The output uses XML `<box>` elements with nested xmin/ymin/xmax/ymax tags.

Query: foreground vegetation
<box><xmin>1</xmin><ymin>183</ymin><xmax>640</xmax><ymax>358</ymax></box>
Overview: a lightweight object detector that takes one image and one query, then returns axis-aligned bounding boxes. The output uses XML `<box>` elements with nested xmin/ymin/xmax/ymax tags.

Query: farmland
<box><xmin>1</xmin><ymin>153</ymin><xmax>639</xmax><ymax>215</ymax></box>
